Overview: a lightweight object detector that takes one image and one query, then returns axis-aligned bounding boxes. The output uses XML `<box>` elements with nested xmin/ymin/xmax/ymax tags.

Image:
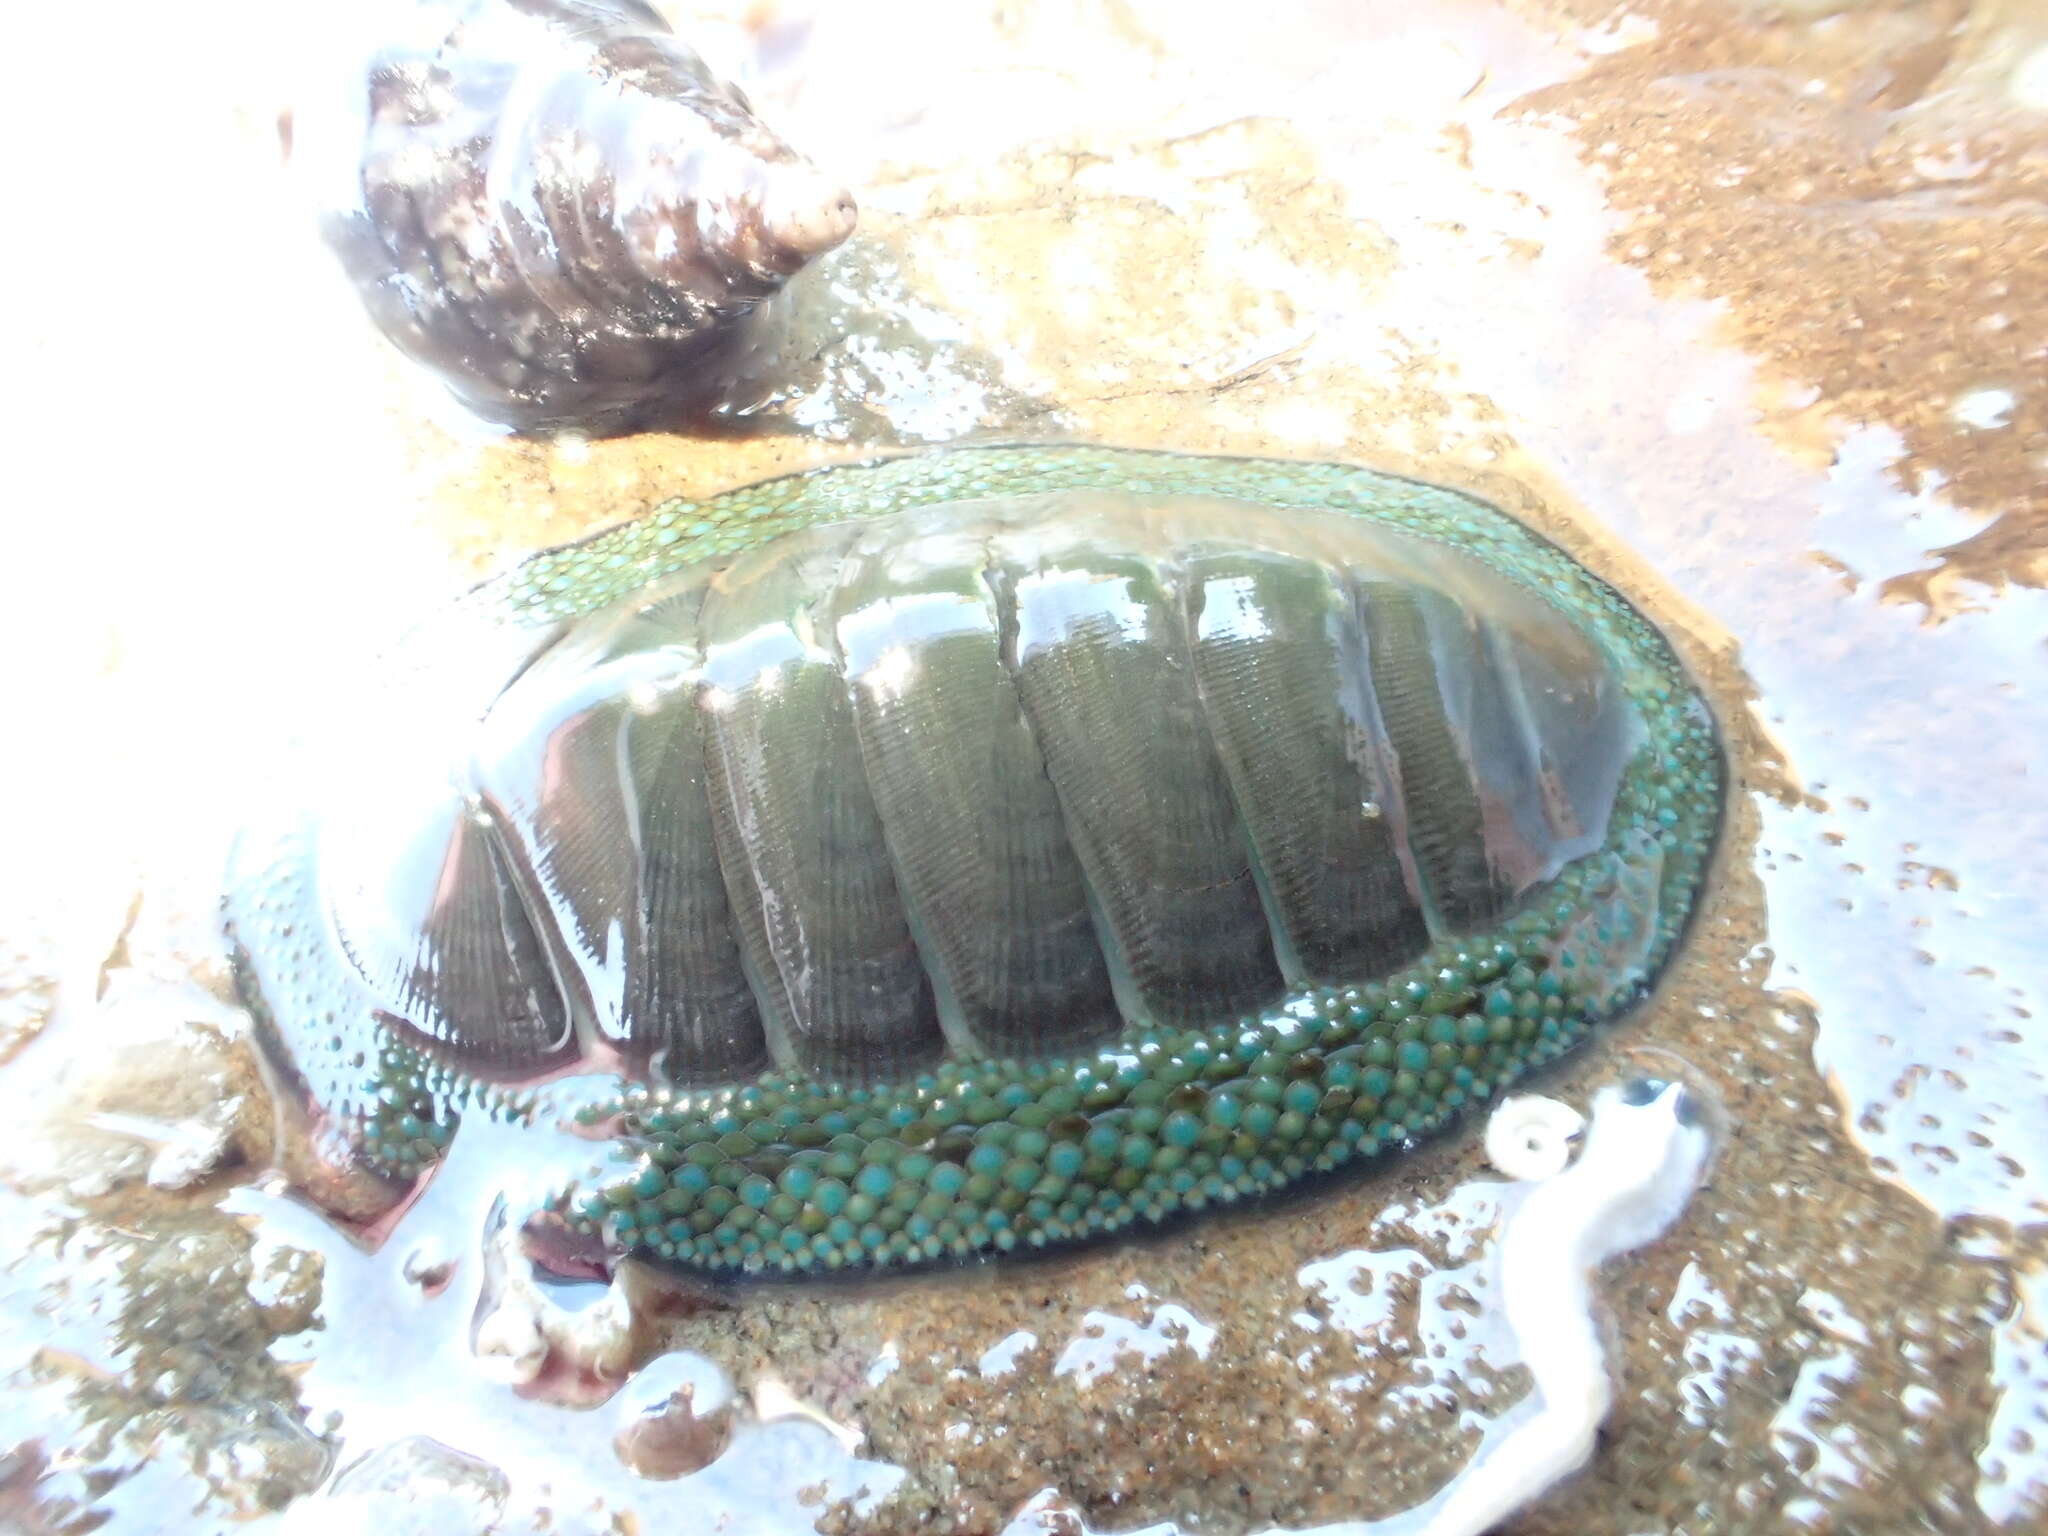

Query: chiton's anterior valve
<box><xmin>225</xmin><ymin>446</ymin><xmax>1723</xmax><ymax>1277</ymax></box>
<box><xmin>291</xmin><ymin>0</ymin><xmax>857</xmax><ymax>431</ymax></box>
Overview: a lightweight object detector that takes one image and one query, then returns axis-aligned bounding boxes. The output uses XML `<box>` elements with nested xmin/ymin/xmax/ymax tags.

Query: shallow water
<box><xmin>2</xmin><ymin>0</ymin><xmax>2044</xmax><ymax>1531</ymax></box>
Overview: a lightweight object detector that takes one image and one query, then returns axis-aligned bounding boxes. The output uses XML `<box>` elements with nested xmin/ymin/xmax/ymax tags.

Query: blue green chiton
<box><xmin>224</xmin><ymin>445</ymin><xmax>1722</xmax><ymax>1277</ymax></box>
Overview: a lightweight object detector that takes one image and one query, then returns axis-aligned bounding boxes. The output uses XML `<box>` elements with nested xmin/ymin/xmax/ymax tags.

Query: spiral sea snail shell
<box><xmin>291</xmin><ymin>0</ymin><xmax>857</xmax><ymax>431</ymax></box>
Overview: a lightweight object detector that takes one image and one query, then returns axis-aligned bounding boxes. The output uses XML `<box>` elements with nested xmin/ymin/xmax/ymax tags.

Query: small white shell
<box><xmin>1483</xmin><ymin>1092</ymin><xmax>1587</xmax><ymax>1180</ymax></box>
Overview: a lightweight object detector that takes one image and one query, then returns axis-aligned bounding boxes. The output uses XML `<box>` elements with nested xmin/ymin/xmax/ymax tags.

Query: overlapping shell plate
<box><xmin>224</xmin><ymin>446</ymin><xmax>1722</xmax><ymax>1278</ymax></box>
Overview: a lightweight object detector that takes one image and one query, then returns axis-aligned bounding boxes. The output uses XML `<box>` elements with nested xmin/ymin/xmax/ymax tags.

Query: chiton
<box><xmin>225</xmin><ymin>446</ymin><xmax>1722</xmax><ymax>1276</ymax></box>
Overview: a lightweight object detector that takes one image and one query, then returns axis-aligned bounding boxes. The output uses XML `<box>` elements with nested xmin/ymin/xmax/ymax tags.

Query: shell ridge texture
<box><xmin>223</xmin><ymin>445</ymin><xmax>1723</xmax><ymax>1277</ymax></box>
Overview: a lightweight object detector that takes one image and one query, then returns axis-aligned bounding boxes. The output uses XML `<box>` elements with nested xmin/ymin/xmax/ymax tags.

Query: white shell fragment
<box><xmin>1343</xmin><ymin>1077</ymin><xmax>1716</xmax><ymax>1536</ymax></box>
<box><xmin>1481</xmin><ymin>1092</ymin><xmax>1588</xmax><ymax>1181</ymax></box>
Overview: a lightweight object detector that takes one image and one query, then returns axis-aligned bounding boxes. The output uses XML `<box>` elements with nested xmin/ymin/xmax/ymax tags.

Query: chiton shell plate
<box><xmin>226</xmin><ymin>446</ymin><xmax>1722</xmax><ymax>1277</ymax></box>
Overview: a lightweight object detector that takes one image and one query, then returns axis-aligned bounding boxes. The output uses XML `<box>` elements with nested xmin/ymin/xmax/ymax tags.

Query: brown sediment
<box><xmin>1520</xmin><ymin>0</ymin><xmax>2048</xmax><ymax>612</ymax></box>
